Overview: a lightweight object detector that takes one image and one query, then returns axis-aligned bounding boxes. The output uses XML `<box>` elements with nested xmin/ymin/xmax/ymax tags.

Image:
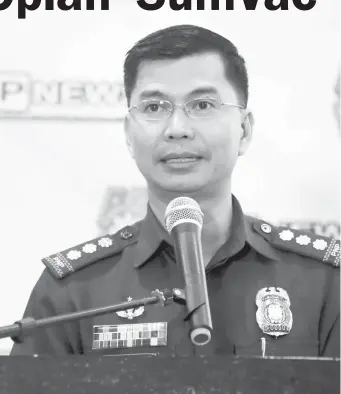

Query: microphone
<box><xmin>164</xmin><ymin>197</ymin><xmax>213</xmax><ymax>346</ymax></box>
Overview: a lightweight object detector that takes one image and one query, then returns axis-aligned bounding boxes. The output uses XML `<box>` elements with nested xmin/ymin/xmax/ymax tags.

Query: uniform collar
<box><xmin>133</xmin><ymin>195</ymin><xmax>280</xmax><ymax>269</ymax></box>
<box><xmin>133</xmin><ymin>204</ymin><xmax>171</xmax><ymax>269</ymax></box>
<box><xmin>244</xmin><ymin>214</ymin><xmax>281</xmax><ymax>262</ymax></box>
<box><xmin>229</xmin><ymin>197</ymin><xmax>280</xmax><ymax>261</ymax></box>
<box><xmin>205</xmin><ymin>196</ymin><xmax>281</xmax><ymax>265</ymax></box>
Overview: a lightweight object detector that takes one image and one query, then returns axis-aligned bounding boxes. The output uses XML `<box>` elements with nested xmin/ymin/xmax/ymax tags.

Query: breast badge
<box><xmin>116</xmin><ymin>297</ymin><xmax>144</xmax><ymax>320</ymax></box>
<box><xmin>255</xmin><ymin>287</ymin><xmax>293</xmax><ymax>337</ymax></box>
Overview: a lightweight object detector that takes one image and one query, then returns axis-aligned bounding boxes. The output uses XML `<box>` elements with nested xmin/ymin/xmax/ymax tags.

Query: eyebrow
<box><xmin>187</xmin><ymin>87</ymin><xmax>221</xmax><ymax>98</ymax></box>
<box><xmin>139</xmin><ymin>90</ymin><xmax>166</xmax><ymax>100</ymax></box>
<box><xmin>138</xmin><ymin>86</ymin><xmax>221</xmax><ymax>101</ymax></box>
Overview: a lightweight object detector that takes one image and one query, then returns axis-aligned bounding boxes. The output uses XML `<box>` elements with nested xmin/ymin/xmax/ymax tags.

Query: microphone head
<box><xmin>164</xmin><ymin>197</ymin><xmax>204</xmax><ymax>234</ymax></box>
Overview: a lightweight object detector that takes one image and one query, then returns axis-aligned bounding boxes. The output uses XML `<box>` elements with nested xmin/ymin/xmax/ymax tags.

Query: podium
<box><xmin>0</xmin><ymin>355</ymin><xmax>339</xmax><ymax>394</ymax></box>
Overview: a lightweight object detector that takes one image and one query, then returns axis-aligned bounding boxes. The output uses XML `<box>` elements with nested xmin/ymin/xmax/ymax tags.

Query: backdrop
<box><xmin>0</xmin><ymin>0</ymin><xmax>339</xmax><ymax>354</ymax></box>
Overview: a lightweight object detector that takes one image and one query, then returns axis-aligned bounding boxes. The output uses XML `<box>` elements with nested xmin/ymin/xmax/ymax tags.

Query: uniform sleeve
<box><xmin>319</xmin><ymin>267</ymin><xmax>340</xmax><ymax>357</ymax></box>
<box><xmin>10</xmin><ymin>270</ymin><xmax>75</xmax><ymax>355</ymax></box>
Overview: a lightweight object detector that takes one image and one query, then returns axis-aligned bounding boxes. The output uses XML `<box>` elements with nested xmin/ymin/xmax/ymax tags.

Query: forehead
<box><xmin>131</xmin><ymin>52</ymin><xmax>238</xmax><ymax>102</ymax></box>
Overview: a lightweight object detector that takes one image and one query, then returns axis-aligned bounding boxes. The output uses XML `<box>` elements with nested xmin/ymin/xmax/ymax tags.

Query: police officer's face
<box><xmin>125</xmin><ymin>52</ymin><xmax>252</xmax><ymax>194</ymax></box>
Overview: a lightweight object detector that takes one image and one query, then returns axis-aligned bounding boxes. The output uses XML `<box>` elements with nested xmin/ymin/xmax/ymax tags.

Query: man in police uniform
<box><xmin>11</xmin><ymin>25</ymin><xmax>340</xmax><ymax>357</ymax></box>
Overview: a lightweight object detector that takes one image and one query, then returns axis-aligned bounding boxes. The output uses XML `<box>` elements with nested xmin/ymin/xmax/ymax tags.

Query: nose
<box><xmin>163</xmin><ymin>106</ymin><xmax>195</xmax><ymax>141</ymax></box>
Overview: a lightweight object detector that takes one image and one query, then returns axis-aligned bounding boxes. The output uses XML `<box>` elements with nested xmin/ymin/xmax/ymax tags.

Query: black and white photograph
<box><xmin>0</xmin><ymin>1</ymin><xmax>339</xmax><ymax>392</ymax></box>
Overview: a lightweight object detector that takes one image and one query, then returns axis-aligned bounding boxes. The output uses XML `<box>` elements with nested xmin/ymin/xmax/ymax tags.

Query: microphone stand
<box><xmin>0</xmin><ymin>288</ymin><xmax>186</xmax><ymax>343</ymax></box>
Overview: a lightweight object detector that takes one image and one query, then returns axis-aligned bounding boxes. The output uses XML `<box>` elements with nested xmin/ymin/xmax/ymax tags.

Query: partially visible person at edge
<box><xmin>11</xmin><ymin>25</ymin><xmax>340</xmax><ymax>357</ymax></box>
<box><xmin>334</xmin><ymin>72</ymin><xmax>340</xmax><ymax>132</ymax></box>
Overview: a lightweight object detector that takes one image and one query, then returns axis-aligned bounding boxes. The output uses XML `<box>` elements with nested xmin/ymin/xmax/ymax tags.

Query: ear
<box><xmin>238</xmin><ymin>109</ymin><xmax>254</xmax><ymax>156</ymax></box>
<box><xmin>124</xmin><ymin>116</ymin><xmax>135</xmax><ymax>159</ymax></box>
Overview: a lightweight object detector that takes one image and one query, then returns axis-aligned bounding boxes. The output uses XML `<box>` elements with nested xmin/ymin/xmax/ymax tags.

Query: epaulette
<box><xmin>42</xmin><ymin>225</ymin><xmax>139</xmax><ymax>280</ymax></box>
<box><xmin>252</xmin><ymin>219</ymin><xmax>340</xmax><ymax>268</ymax></box>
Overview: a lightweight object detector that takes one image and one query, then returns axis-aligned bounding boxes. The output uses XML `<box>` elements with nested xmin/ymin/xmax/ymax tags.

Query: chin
<box><xmin>153</xmin><ymin>178</ymin><xmax>208</xmax><ymax>195</ymax></box>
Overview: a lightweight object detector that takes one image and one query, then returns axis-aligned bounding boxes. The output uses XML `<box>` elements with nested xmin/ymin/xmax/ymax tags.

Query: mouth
<box><xmin>162</xmin><ymin>157</ymin><xmax>202</xmax><ymax>164</ymax></box>
<box><xmin>160</xmin><ymin>154</ymin><xmax>203</xmax><ymax>170</ymax></box>
<box><xmin>160</xmin><ymin>152</ymin><xmax>203</xmax><ymax>164</ymax></box>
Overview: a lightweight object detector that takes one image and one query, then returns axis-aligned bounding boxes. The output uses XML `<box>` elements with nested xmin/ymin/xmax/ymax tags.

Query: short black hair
<box><xmin>124</xmin><ymin>24</ymin><xmax>249</xmax><ymax>107</ymax></box>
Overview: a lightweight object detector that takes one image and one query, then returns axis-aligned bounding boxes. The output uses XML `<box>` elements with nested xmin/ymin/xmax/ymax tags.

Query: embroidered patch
<box><xmin>92</xmin><ymin>323</ymin><xmax>167</xmax><ymax>350</ymax></box>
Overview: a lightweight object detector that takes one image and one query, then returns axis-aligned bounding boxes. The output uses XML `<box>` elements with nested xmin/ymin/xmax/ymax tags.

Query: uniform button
<box><xmin>120</xmin><ymin>230</ymin><xmax>133</xmax><ymax>240</ymax></box>
<box><xmin>261</xmin><ymin>223</ymin><xmax>272</xmax><ymax>234</ymax></box>
<box><xmin>174</xmin><ymin>289</ymin><xmax>182</xmax><ymax>297</ymax></box>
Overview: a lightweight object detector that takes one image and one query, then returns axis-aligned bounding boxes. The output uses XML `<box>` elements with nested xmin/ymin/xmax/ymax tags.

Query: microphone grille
<box><xmin>164</xmin><ymin>197</ymin><xmax>204</xmax><ymax>234</ymax></box>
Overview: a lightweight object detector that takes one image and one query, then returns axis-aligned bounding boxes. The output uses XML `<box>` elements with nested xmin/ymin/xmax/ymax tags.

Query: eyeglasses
<box><xmin>128</xmin><ymin>97</ymin><xmax>245</xmax><ymax>122</ymax></box>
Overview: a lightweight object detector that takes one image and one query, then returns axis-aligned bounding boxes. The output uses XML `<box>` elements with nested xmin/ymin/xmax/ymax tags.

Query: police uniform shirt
<box><xmin>10</xmin><ymin>196</ymin><xmax>340</xmax><ymax>357</ymax></box>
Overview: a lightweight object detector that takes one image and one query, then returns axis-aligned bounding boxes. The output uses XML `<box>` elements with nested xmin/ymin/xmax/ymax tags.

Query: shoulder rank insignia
<box><xmin>42</xmin><ymin>227</ymin><xmax>139</xmax><ymax>280</ymax></box>
<box><xmin>253</xmin><ymin>220</ymin><xmax>340</xmax><ymax>268</ymax></box>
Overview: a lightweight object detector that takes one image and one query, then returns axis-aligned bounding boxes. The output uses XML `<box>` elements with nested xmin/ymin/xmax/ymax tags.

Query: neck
<box><xmin>148</xmin><ymin>181</ymin><xmax>234</xmax><ymax>250</ymax></box>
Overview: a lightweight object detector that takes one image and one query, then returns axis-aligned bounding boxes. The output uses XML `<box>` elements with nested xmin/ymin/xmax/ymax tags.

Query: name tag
<box><xmin>92</xmin><ymin>322</ymin><xmax>167</xmax><ymax>349</ymax></box>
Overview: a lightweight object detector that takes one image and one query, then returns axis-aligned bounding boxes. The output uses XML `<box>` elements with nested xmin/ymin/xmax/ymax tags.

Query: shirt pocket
<box><xmin>234</xmin><ymin>337</ymin><xmax>320</xmax><ymax>357</ymax></box>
